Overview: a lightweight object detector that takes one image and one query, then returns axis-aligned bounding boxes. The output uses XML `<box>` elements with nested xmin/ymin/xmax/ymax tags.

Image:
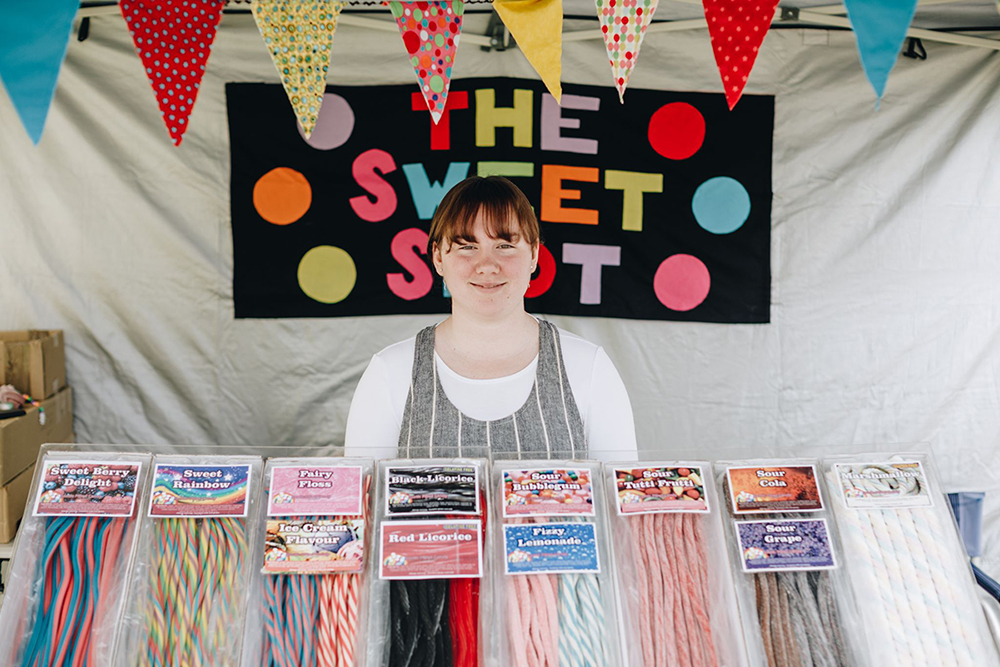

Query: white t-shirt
<box><xmin>344</xmin><ymin>326</ymin><xmax>638</xmax><ymax>461</ymax></box>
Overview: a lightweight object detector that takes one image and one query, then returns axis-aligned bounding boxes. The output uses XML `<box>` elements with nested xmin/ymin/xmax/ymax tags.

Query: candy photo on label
<box><xmin>727</xmin><ymin>465</ymin><xmax>824</xmax><ymax>514</ymax></box>
<box><xmin>502</xmin><ymin>468</ymin><xmax>594</xmax><ymax>517</ymax></box>
<box><xmin>614</xmin><ymin>464</ymin><xmax>709</xmax><ymax>514</ymax></box>
<box><xmin>385</xmin><ymin>465</ymin><xmax>480</xmax><ymax>515</ymax></box>
<box><xmin>34</xmin><ymin>459</ymin><xmax>143</xmax><ymax>517</ymax></box>
<box><xmin>736</xmin><ymin>518</ymin><xmax>837</xmax><ymax>572</ymax></box>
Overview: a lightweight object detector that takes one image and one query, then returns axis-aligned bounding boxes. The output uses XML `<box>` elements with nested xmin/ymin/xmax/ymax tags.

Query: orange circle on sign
<box><xmin>253</xmin><ymin>167</ymin><xmax>312</xmax><ymax>225</ymax></box>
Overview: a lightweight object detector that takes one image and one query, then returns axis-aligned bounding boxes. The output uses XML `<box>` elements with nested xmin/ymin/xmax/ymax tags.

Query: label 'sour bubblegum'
<box><xmin>149</xmin><ymin>464</ymin><xmax>252</xmax><ymax>518</ymax></box>
<box><xmin>264</xmin><ymin>518</ymin><xmax>365</xmax><ymax>574</ymax></box>
<box><xmin>503</xmin><ymin>522</ymin><xmax>600</xmax><ymax>575</ymax></box>
<box><xmin>736</xmin><ymin>518</ymin><xmax>837</xmax><ymax>572</ymax></box>
<box><xmin>379</xmin><ymin>519</ymin><xmax>482</xmax><ymax>580</ymax></box>
<box><xmin>502</xmin><ymin>469</ymin><xmax>594</xmax><ymax>517</ymax></box>
<box><xmin>614</xmin><ymin>465</ymin><xmax>709</xmax><ymax>514</ymax></box>
<box><xmin>268</xmin><ymin>465</ymin><xmax>363</xmax><ymax>517</ymax></box>
<box><xmin>385</xmin><ymin>465</ymin><xmax>479</xmax><ymax>516</ymax></box>
<box><xmin>34</xmin><ymin>460</ymin><xmax>143</xmax><ymax>517</ymax></box>
<box><xmin>727</xmin><ymin>465</ymin><xmax>824</xmax><ymax>514</ymax></box>
<box><xmin>834</xmin><ymin>461</ymin><xmax>932</xmax><ymax>509</ymax></box>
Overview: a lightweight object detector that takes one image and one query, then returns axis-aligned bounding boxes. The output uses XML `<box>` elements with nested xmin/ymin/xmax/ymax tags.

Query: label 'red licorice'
<box><xmin>833</xmin><ymin>461</ymin><xmax>932</xmax><ymax>509</ymax></box>
<box><xmin>385</xmin><ymin>465</ymin><xmax>479</xmax><ymax>516</ymax></box>
<box><xmin>379</xmin><ymin>519</ymin><xmax>482</xmax><ymax>580</ymax></box>
<box><xmin>614</xmin><ymin>465</ymin><xmax>709</xmax><ymax>514</ymax></box>
<box><xmin>503</xmin><ymin>522</ymin><xmax>600</xmax><ymax>575</ymax></box>
<box><xmin>727</xmin><ymin>465</ymin><xmax>824</xmax><ymax>514</ymax></box>
<box><xmin>502</xmin><ymin>468</ymin><xmax>594</xmax><ymax>517</ymax></box>
<box><xmin>736</xmin><ymin>518</ymin><xmax>836</xmax><ymax>572</ymax></box>
<box><xmin>34</xmin><ymin>459</ymin><xmax>143</xmax><ymax>517</ymax></box>
<box><xmin>149</xmin><ymin>464</ymin><xmax>252</xmax><ymax>518</ymax></box>
<box><xmin>264</xmin><ymin>518</ymin><xmax>365</xmax><ymax>574</ymax></box>
<box><xmin>268</xmin><ymin>465</ymin><xmax>363</xmax><ymax>517</ymax></box>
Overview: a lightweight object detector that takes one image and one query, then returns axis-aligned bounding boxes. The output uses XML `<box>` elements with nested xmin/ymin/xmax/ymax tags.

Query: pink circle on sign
<box><xmin>298</xmin><ymin>93</ymin><xmax>355</xmax><ymax>150</ymax></box>
<box><xmin>653</xmin><ymin>254</ymin><xmax>711</xmax><ymax>311</ymax></box>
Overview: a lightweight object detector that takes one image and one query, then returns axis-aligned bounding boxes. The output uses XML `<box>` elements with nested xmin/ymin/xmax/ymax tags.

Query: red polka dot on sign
<box><xmin>403</xmin><ymin>30</ymin><xmax>421</xmax><ymax>54</ymax></box>
<box><xmin>653</xmin><ymin>254</ymin><xmax>710</xmax><ymax>311</ymax></box>
<box><xmin>648</xmin><ymin>102</ymin><xmax>706</xmax><ymax>160</ymax></box>
<box><xmin>702</xmin><ymin>0</ymin><xmax>778</xmax><ymax>109</ymax></box>
<box><xmin>119</xmin><ymin>0</ymin><xmax>225</xmax><ymax>146</ymax></box>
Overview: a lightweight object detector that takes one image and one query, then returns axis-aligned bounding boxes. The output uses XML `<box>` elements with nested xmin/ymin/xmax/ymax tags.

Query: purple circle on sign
<box><xmin>298</xmin><ymin>93</ymin><xmax>355</xmax><ymax>150</ymax></box>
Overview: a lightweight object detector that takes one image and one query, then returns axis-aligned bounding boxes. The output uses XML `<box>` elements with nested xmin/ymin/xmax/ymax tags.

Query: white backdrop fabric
<box><xmin>2</xmin><ymin>14</ymin><xmax>1000</xmax><ymax>571</ymax></box>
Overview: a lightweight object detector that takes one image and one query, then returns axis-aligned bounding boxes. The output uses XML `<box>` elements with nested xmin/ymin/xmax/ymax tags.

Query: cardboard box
<box><xmin>0</xmin><ymin>387</ymin><xmax>73</xmax><ymax>486</ymax></box>
<box><xmin>0</xmin><ymin>330</ymin><xmax>67</xmax><ymax>400</ymax></box>
<box><xmin>0</xmin><ymin>462</ymin><xmax>35</xmax><ymax>543</ymax></box>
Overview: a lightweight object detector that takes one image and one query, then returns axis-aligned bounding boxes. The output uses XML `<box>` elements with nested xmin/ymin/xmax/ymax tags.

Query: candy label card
<box><xmin>385</xmin><ymin>465</ymin><xmax>479</xmax><ymax>516</ymax></box>
<box><xmin>34</xmin><ymin>460</ymin><xmax>143</xmax><ymax>517</ymax></box>
<box><xmin>379</xmin><ymin>519</ymin><xmax>482</xmax><ymax>580</ymax></box>
<box><xmin>264</xmin><ymin>518</ymin><xmax>365</xmax><ymax>573</ymax></box>
<box><xmin>149</xmin><ymin>464</ymin><xmax>252</xmax><ymax>518</ymax></box>
<box><xmin>503</xmin><ymin>522</ymin><xmax>600</xmax><ymax>575</ymax></box>
<box><xmin>614</xmin><ymin>465</ymin><xmax>709</xmax><ymax>514</ymax></box>
<box><xmin>834</xmin><ymin>461</ymin><xmax>933</xmax><ymax>509</ymax></box>
<box><xmin>268</xmin><ymin>465</ymin><xmax>363</xmax><ymax>516</ymax></box>
<box><xmin>727</xmin><ymin>465</ymin><xmax>824</xmax><ymax>514</ymax></box>
<box><xmin>736</xmin><ymin>519</ymin><xmax>837</xmax><ymax>572</ymax></box>
<box><xmin>502</xmin><ymin>469</ymin><xmax>594</xmax><ymax>517</ymax></box>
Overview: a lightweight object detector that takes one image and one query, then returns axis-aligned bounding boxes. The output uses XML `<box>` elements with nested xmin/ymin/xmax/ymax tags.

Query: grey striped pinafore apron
<box><xmin>396</xmin><ymin>320</ymin><xmax>586</xmax><ymax>460</ymax></box>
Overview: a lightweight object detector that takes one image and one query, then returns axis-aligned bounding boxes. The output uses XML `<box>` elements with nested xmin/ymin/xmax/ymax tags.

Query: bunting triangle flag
<box><xmin>388</xmin><ymin>0</ymin><xmax>464</xmax><ymax>124</ymax></box>
<box><xmin>843</xmin><ymin>0</ymin><xmax>918</xmax><ymax>100</ymax></box>
<box><xmin>595</xmin><ymin>0</ymin><xmax>658</xmax><ymax>103</ymax></box>
<box><xmin>493</xmin><ymin>0</ymin><xmax>563</xmax><ymax>103</ymax></box>
<box><xmin>703</xmin><ymin>0</ymin><xmax>778</xmax><ymax>110</ymax></box>
<box><xmin>120</xmin><ymin>0</ymin><xmax>226</xmax><ymax>146</ymax></box>
<box><xmin>252</xmin><ymin>1</ymin><xmax>343</xmax><ymax>138</ymax></box>
<box><xmin>0</xmin><ymin>0</ymin><xmax>79</xmax><ymax>144</ymax></box>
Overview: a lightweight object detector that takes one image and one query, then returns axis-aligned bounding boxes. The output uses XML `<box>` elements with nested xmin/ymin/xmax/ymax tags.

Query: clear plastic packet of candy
<box><xmin>491</xmin><ymin>459</ymin><xmax>622</xmax><ymax>667</ymax></box>
<box><xmin>715</xmin><ymin>458</ymin><xmax>866</xmax><ymax>667</ymax></box>
<box><xmin>822</xmin><ymin>452</ymin><xmax>1000</xmax><ymax>666</ymax></box>
<box><xmin>366</xmin><ymin>458</ymin><xmax>492</xmax><ymax>667</ymax></box>
<box><xmin>603</xmin><ymin>460</ymin><xmax>748</xmax><ymax>667</ymax></box>
<box><xmin>0</xmin><ymin>445</ymin><xmax>153</xmax><ymax>667</ymax></box>
<box><xmin>114</xmin><ymin>453</ymin><xmax>263</xmax><ymax>667</ymax></box>
<box><xmin>240</xmin><ymin>456</ymin><xmax>374</xmax><ymax>667</ymax></box>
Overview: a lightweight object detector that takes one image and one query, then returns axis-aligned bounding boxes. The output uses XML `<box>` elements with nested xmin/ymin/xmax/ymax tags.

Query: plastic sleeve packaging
<box><xmin>715</xmin><ymin>458</ymin><xmax>865</xmax><ymax>667</ymax></box>
<box><xmin>0</xmin><ymin>447</ymin><xmax>153</xmax><ymax>667</ymax></box>
<box><xmin>823</xmin><ymin>453</ymin><xmax>1000</xmax><ymax>666</ymax></box>
<box><xmin>241</xmin><ymin>457</ymin><xmax>375</xmax><ymax>667</ymax></box>
<box><xmin>114</xmin><ymin>454</ymin><xmax>263</xmax><ymax>667</ymax></box>
<box><xmin>492</xmin><ymin>460</ymin><xmax>622</xmax><ymax>667</ymax></box>
<box><xmin>367</xmin><ymin>458</ymin><xmax>492</xmax><ymax>667</ymax></box>
<box><xmin>604</xmin><ymin>461</ymin><xmax>748</xmax><ymax>667</ymax></box>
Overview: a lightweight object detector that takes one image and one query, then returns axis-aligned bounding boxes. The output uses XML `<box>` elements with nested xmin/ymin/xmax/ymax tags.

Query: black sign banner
<box><xmin>228</xmin><ymin>78</ymin><xmax>772</xmax><ymax>322</ymax></box>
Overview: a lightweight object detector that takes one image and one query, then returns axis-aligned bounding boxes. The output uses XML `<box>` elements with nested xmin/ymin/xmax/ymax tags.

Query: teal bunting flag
<box><xmin>843</xmin><ymin>0</ymin><xmax>919</xmax><ymax>100</ymax></box>
<box><xmin>0</xmin><ymin>0</ymin><xmax>80</xmax><ymax>144</ymax></box>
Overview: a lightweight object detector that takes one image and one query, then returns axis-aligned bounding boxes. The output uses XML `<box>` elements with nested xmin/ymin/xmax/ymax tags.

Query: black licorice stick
<box><xmin>390</xmin><ymin>579</ymin><xmax>453</xmax><ymax>667</ymax></box>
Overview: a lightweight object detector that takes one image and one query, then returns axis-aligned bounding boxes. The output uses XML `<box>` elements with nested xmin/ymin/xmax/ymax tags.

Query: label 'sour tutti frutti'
<box><xmin>34</xmin><ymin>459</ymin><xmax>143</xmax><ymax>517</ymax></box>
<box><xmin>727</xmin><ymin>465</ymin><xmax>824</xmax><ymax>514</ymax></box>
<box><xmin>503</xmin><ymin>522</ymin><xmax>600</xmax><ymax>575</ymax></box>
<box><xmin>264</xmin><ymin>518</ymin><xmax>365</xmax><ymax>574</ymax></box>
<box><xmin>833</xmin><ymin>461</ymin><xmax>932</xmax><ymax>509</ymax></box>
<box><xmin>268</xmin><ymin>465</ymin><xmax>363</xmax><ymax>517</ymax></box>
<box><xmin>735</xmin><ymin>518</ymin><xmax>837</xmax><ymax>572</ymax></box>
<box><xmin>502</xmin><ymin>468</ymin><xmax>594</xmax><ymax>517</ymax></box>
<box><xmin>614</xmin><ymin>465</ymin><xmax>709</xmax><ymax>514</ymax></box>
<box><xmin>149</xmin><ymin>463</ymin><xmax>252</xmax><ymax>518</ymax></box>
<box><xmin>385</xmin><ymin>465</ymin><xmax>479</xmax><ymax>516</ymax></box>
<box><xmin>379</xmin><ymin>519</ymin><xmax>482</xmax><ymax>580</ymax></box>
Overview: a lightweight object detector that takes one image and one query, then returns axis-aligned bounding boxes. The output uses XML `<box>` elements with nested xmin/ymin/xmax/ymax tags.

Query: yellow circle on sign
<box><xmin>297</xmin><ymin>246</ymin><xmax>357</xmax><ymax>304</ymax></box>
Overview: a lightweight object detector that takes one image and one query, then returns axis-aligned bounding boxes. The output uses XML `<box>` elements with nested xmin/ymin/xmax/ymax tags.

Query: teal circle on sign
<box><xmin>692</xmin><ymin>177</ymin><xmax>751</xmax><ymax>234</ymax></box>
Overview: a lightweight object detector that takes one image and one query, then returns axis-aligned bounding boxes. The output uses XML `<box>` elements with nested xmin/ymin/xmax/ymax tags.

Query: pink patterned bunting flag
<box><xmin>120</xmin><ymin>0</ymin><xmax>225</xmax><ymax>145</ymax></box>
<box><xmin>388</xmin><ymin>0</ymin><xmax>464</xmax><ymax>124</ymax></box>
<box><xmin>703</xmin><ymin>0</ymin><xmax>778</xmax><ymax>109</ymax></box>
<box><xmin>595</xmin><ymin>0</ymin><xmax>658</xmax><ymax>103</ymax></box>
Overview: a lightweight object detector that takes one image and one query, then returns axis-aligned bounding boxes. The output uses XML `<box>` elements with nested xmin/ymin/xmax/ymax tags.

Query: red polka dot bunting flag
<box><xmin>120</xmin><ymin>0</ymin><xmax>225</xmax><ymax>146</ymax></box>
<box><xmin>388</xmin><ymin>0</ymin><xmax>464</xmax><ymax>124</ymax></box>
<box><xmin>702</xmin><ymin>0</ymin><xmax>778</xmax><ymax>110</ymax></box>
<box><xmin>595</xmin><ymin>0</ymin><xmax>659</xmax><ymax>103</ymax></box>
<box><xmin>252</xmin><ymin>1</ymin><xmax>343</xmax><ymax>139</ymax></box>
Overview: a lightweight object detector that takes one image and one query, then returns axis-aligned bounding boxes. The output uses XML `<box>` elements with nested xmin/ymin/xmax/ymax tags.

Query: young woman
<box><xmin>344</xmin><ymin>176</ymin><xmax>637</xmax><ymax>460</ymax></box>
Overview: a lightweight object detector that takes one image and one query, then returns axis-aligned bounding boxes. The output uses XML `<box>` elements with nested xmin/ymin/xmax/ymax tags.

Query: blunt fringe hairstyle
<box><xmin>427</xmin><ymin>176</ymin><xmax>540</xmax><ymax>253</ymax></box>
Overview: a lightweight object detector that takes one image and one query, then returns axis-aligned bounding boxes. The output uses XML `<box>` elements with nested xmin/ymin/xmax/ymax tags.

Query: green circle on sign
<box><xmin>453</xmin><ymin>1</ymin><xmax>464</xmax><ymax>16</ymax></box>
<box><xmin>434</xmin><ymin>33</ymin><xmax>445</xmax><ymax>47</ymax></box>
<box><xmin>429</xmin><ymin>75</ymin><xmax>445</xmax><ymax>93</ymax></box>
<box><xmin>413</xmin><ymin>8</ymin><xmax>423</xmax><ymax>20</ymax></box>
<box><xmin>389</xmin><ymin>2</ymin><xmax>403</xmax><ymax>16</ymax></box>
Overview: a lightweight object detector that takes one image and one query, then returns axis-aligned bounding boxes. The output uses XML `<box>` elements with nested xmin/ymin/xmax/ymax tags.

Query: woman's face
<box><xmin>432</xmin><ymin>209</ymin><xmax>538</xmax><ymax>319</ymax></box>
